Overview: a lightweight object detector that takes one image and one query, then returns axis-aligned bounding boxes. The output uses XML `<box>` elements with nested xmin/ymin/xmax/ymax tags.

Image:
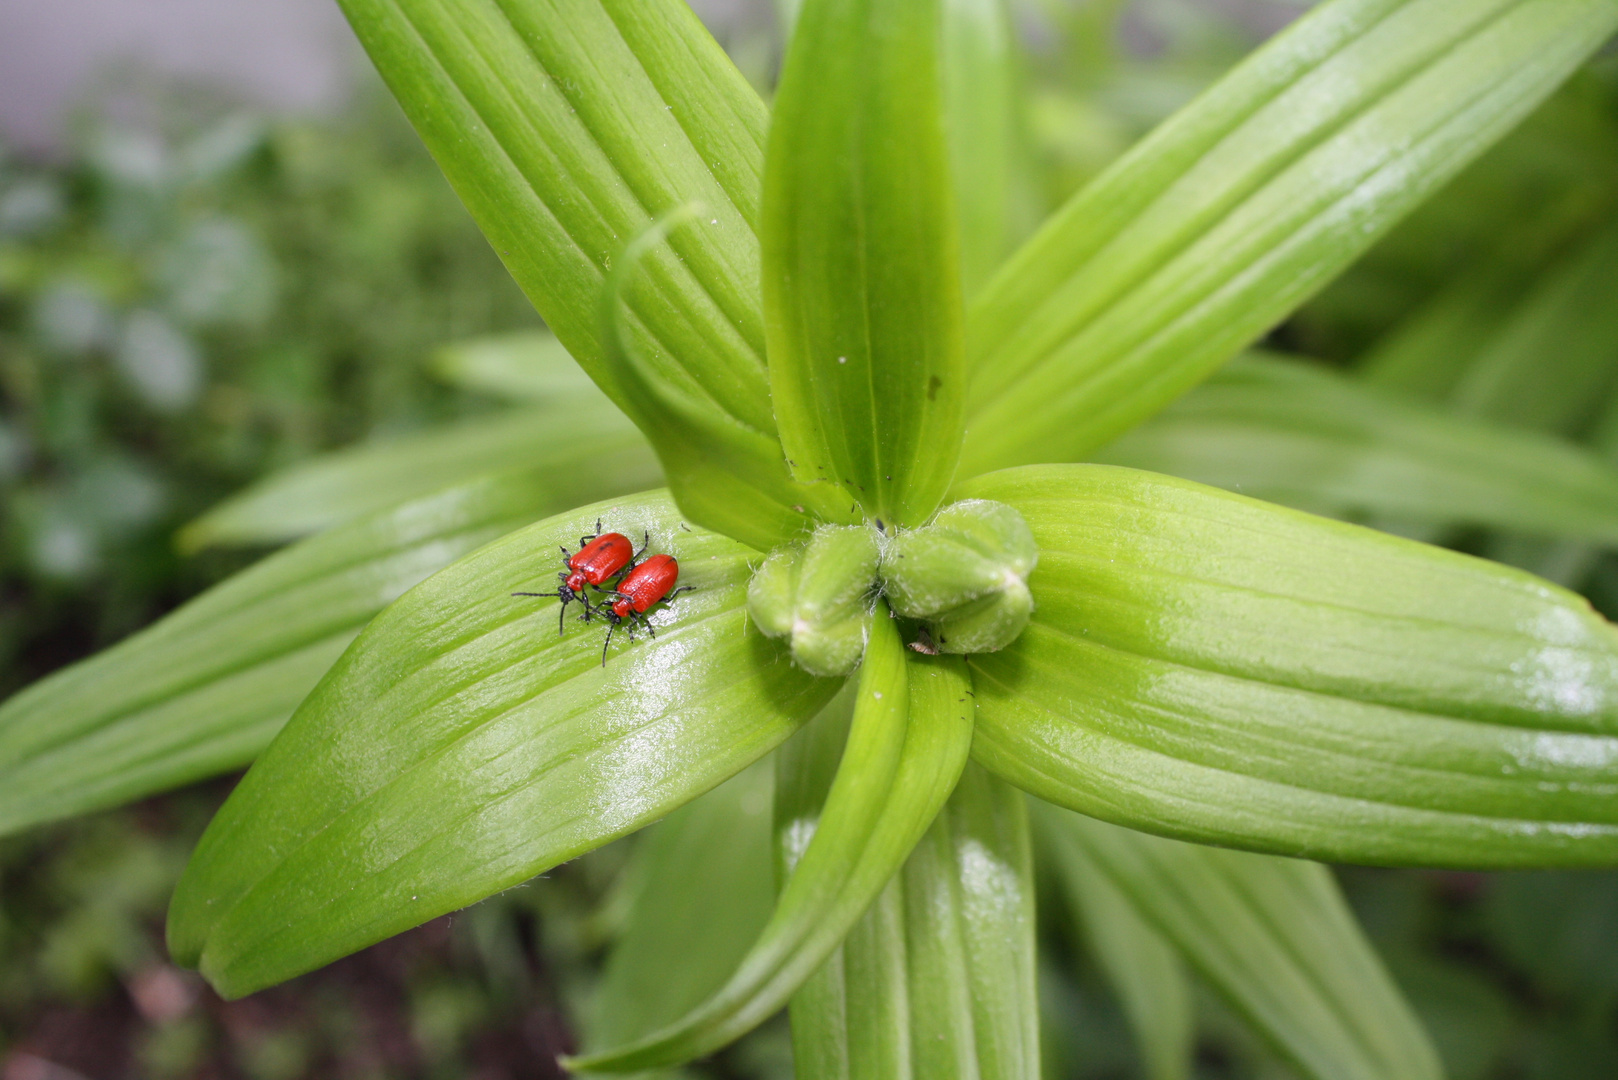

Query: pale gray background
<box><xmin>0</xmin><ymin>0</ymin><xmax>1300</xmax><ymax>156</ymax></box>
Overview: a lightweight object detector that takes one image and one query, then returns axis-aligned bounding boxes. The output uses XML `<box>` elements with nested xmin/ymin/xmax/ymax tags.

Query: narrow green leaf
<box><xmin>942</xmin><ymin>0</ymin><xmax>1024</xmax><ymax>294</ymax></box>
<box><xmin>1037</xmin><ymin>805</ymin><xmax>1443</xmax><ymax>1080</ymax></box>
<box><xmin>570</xmin><ymin>614</ymin><xmax>975</xmax><ymax>1072</ymax></box>
<box><xmin>331</xmin><ymin>0</ymin><xmax>831</xmax><ymax>547</ymax></box>
<box><xmin>0</xmin><ymin>470</ymin><xmax>568</xmax><ymax>837</ymax></box>
<box><xmin>791</xmin><ymin>764</ymin><xmax>1040</xmax><ymax>1080</ymax></box>
<box><xmin>960</xmin><ymin>0</ymin><xmax>1618</xmax><ymax>474</ymax></box>
<box><xmin>958</xmin><ymin>464</ymin><xmax>1618</xmax><ymax>868</ymax></box>
<box><xmin>585</xmin><ymin>761</ymin><xmax>776</xmax><ymax>1076</ymax></box>
<box><xmin>431</xmin><ymin>329</ymin><xmax>603</xmax><ymax>402</ymax></box>
<box><xmin>1040</xmin><ymin>810</ymin><xmax>1191</xmax><ymax>1080</ymax></box>
<box><xmin>182</xmin><ymin>402</ymin><xmax>658</xmax><ymax>548</ymax></box>
<box><xmin>1097</xmin><ymin>353</ymin><xmax>1618</xmax><ymax>542</ymax></box>
<box><xmin>600</xmin><ymin>212</ymin><xmax>853</xmax><ymax>551</ymax></box>
<box><xmin>167</xmin><ymin>491</ymin><xmax>835</xmax><ymax>996</ymax></box>
<box><xmin>763</xmin><ymin>0</ymin><xmax>967</xmax><ymax>526</ymax></box>
<box><xmin>334</xmin><ymin>0</ymin><xmax>772</xmax><ymax>432</ymax></box>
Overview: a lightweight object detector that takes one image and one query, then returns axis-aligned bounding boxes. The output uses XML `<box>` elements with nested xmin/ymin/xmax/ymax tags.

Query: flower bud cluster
<box><xmin>747</xmin><ymin>499</ymin><xmax>1037</xmax><ymax>675</ymax></box>
<box><xmin>747</xmin><ymin>524</ymin><xmax>882</xmax><ymax>677</ymax></box>
<box><xmin>880</xmin><ymin>500</ymin><xmax>1037</xmax><ymax>654</ymax></box>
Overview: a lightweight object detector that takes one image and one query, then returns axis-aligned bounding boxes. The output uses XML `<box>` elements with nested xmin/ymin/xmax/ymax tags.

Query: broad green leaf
<box><xmin>0</xmin><ymin>470</ymin><xmax>567</xmax><ymax>837</ymax></box>
<box><xmin>333</xmin><ymin>0</ymin><xmax>825</xmax><ymax>545</ymax></box>
<box><xmin>167</xmin><ymin>491</ymin><xmax>836</xmax><ymax>997</ymax></box>
<box><xmin>1040</xmin><ymin>810</ymin><xmax>1191</xmax><ymax>1080</ymax></box>
<box><xmin>791</xmin><ymin>763</ymin><xmax>1040</xmax><ymax>1080</ymax></box>
<box><xmin>431</xmin><ymin>329</ymin><xmax>602</xmax><ymax>402</ymax></box>
<box><xmin>1363</xmin><ymin>213</ymin><xmax>1618</xmax><ymax>435</ymax></box>
<box><xmin>958</xmin><ymin>464</ymin><xmax>1618</xmax><ymax>868</ymax></box>
<box><xmin>763</xmin><ymin>0</ymin><xmax>966</xmax><ymax>526</ymax></box>
<box><xmin>1096</xmin><ymin>354</ymin><xmax>1618</xmax><ymax>542</ymax></box>
<box><xmin>334</xmin><ymin>0</ymin><xmax>769</xmax><ymax>430</ymax></box>
<box><xmin>959</xmin><ymin>0</ymin><xmax>1618</xmax><ymax>475</ymax></box>
<box><xmin>584</xmin><ymin>761</ymin><xmax>776</xmax><ymax>1079</ymax></box>
<box><xmin>599</xmin><ymin>214</ymin><xmax>854</xmax><ymax>552</ymax></box>
<box><xmin>571</xmin><ymin>613</ymin><xmax>975</xmax><ymax>1071</ymax></box>
<box><xmin>943</xmin><ymin>0</ymin><xmax>1024</xmax><ymax>294</ymax></box>
<box><xmin>182</xmin><ymin>402</ymin><xmax>657</xmax><ymax>548</ymax></box>
<box><xmin>1037</xmin><ymin>805</ymin><xmax>1442</xmax><ymax>1080</ymax></box>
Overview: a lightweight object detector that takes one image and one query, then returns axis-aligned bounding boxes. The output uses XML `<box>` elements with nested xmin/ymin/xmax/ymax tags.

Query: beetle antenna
<box><xmin>601</xmin><ymin>620</ymin><xmax>615</xmax><ymax>666</ymax></box>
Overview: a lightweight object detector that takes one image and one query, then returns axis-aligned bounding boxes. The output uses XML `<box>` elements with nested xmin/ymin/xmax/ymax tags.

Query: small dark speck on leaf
<box><xmin>927</xmin><ymin>375</ymin><xmax>942</xmax><ymax>400</ymax></box>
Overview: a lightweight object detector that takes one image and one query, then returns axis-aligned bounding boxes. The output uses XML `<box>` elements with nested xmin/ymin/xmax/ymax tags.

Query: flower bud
<box><xmin>747</xmin><ymin>524</ymin><xmax>882</xmax><ymax>676</ymax></box>
<box><xmin>879</xmin><ymin>499</ymin><xmax>1037</xmax><ymax>654</ymax></box>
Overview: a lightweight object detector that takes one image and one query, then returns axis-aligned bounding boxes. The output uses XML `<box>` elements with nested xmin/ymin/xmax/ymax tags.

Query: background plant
<box><xmin>6</xmin><ymin>1</ymin><xmax>1618</xmax><ymax>1078</ymax></box>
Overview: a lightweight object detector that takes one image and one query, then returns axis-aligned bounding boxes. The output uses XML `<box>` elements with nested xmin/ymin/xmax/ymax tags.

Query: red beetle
<box><xmin>587</xmin><ymin>552</ymin><xmax>692</xmax><ymax>665</ymax></box>
<box><xmin>513</xmin><ymin>520</ymin><xmax>644</xmax><ymax>633</ymax></box>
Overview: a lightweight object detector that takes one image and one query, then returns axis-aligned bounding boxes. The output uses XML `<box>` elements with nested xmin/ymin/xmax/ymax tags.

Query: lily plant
<box><xmin>8</xmin><ymin>0</ymin><xmax>1618</xmax><ymax>1076</ymax></box>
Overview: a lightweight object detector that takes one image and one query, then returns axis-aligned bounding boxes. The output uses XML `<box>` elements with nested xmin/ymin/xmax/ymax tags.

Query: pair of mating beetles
<box><xmin>515</xmin><ymin>521</ymin><xmax>689</xmax><ymax>664</ymax></box>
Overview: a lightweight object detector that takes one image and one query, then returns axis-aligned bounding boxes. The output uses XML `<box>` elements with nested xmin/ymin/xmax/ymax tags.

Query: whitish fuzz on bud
<box><xmin>880</xmin><ymin>499</ymin><xmax>1037</xmax><ymax>654</ymax></box>
<box><xmin>747</xmin><ymin>524</ymin><xmax>882</xmax><ymax>677</ymax></box>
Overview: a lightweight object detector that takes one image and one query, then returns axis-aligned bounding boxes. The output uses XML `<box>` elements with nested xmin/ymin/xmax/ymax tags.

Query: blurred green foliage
<box><xmin>0</xmin><ymin>87</ymin><xmax>538</xmax><ymax>702</ymax></box>
<box><xmin>5</xmin><ymin>3</ymin><xmax>1618</xmax><ymax>1078</ymax></box>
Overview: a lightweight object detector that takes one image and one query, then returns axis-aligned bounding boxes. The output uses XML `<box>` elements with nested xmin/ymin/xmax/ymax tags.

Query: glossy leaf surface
<box><xmin>960</xmin><ymin>465</ymin><xmax>1618</xmax><ymax>867</ymax></box>
<box><xmin>0</xmin><ymin>471</ymin><xmax>567</xmax><ymax>836</ymax></box>
<box><xmin>1038</xmin><ymin>805</ymin><xmax>1442</xmax><ymax>1080</ymax></box>
<box><xmin>1098</xmin><ymin>354</ymin><xmax>1618</xmax><ymax>541</ymax></box>
<box><xmin>763</xmin><ymin>0</ymin><xmax>966</xmax><ymax>526</ymax></box>
<box><xmin>183</xmin><ymin>402</ymin><xmax>657</xmax><ymax>548</ymax></box>
<box><xmin>1041</xmin><ymin>811</ymin><xmax>1191</xmax><ymax>1080</ymax></box>
<box><xmin>168</xmin><ymin>492</ymin><xmax>835</xmax><ymax>997</ymax></box>
<box><xmin>572</xmin><ymin>615</ymin><xmax>974</xmax><ymax>1071</ymax></box>
<box><xmin>960</xmin><ymin>0</ymin><xmax>1618</xmax><ymax>474</ymax></box>
<box><xmin>792</xmin><ymin>764</ymin><xmax>1039</xmax><ymax>1080</ymax></box>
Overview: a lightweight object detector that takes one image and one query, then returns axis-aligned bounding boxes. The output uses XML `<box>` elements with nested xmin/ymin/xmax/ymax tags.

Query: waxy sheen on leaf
<box><xmin>167</xmin><ymin>492</ymin><xmax>835</xmax><ymax>997</ymax></box>
<box><xmin>963</xmin><ymin>464</ymin><xmax>1618</xmax><ymax>868</ymax></box>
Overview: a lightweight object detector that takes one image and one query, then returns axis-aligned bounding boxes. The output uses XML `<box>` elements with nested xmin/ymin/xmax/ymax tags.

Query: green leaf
<box><xmin>571</xmin><ymin>613</ymin><xmax>975</xmax><ymax>1072</ymax></box>
<box><xmin>959</xmin><ymin>0</ymin><xmax>1618</xmax><ymax>475</ymax></box>
<box><xmin>0</xmin><ymin>470</ymin><xmax>567</xmax><ymax>837</ymax></box>
<box><xmin>942</xmin><ymin>0</ymin><xmax>1025</xmax><ymax>295</ymax></box>
<box><xmin>1037</xmin><ymin>805</ymin><xmax>1442</xmax><ymax>1080</ymax></box>
<box><xmin>599</xmin><ymin>213</ymin><xmax>851</xmax><ymax>551</ymax></box>
<box><xmin>1096</xmin><ymin>353</ymin><xmax>1618</xmax><ymax>542</ymax></box>
<box><xmin>182</xmin><ymin>402</ymin><xmax>658</xmax><ymax>548</ymax></box>
<box><xmin>431</xmin><ymin>329</ymin><xmax>603</xmax><ymax>402</ymax></box>
<box><xmin>958</xmin><ymin>464</ymin><xmax>1618</xmax><ymax>868</ymax></box>
<box><xmin>334</xmin><ymin>0</ymin><xmax>771</xmax><ymax>432</ymax></box>
<box><xmin>1040</xmin><ymin>809</ymin><xmax>1191</xmax><ymax>1080</ymax></box>
<box><xmin>167</xmin><ymin>491</ymin><xmax>836</xmax><ymax>997</ymax></box>
<box><xmin>585</xmin><ymin>760</ymin><xmax>776</xmax><ymax>1078</ymax></box>
<box><xmin>332</xmin><ymin>0</ymin><xmax>830</xmax><ymax>546</ymax></box>
<box><xmin>762</xmin><ymin>0</ymin><xmax>967</xmax><ymax>526</ymax></box>
<box><xmin>791</xmin><ymin>763</ymin><xmax>1040</xmax><ymax>1080</ymax></box>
